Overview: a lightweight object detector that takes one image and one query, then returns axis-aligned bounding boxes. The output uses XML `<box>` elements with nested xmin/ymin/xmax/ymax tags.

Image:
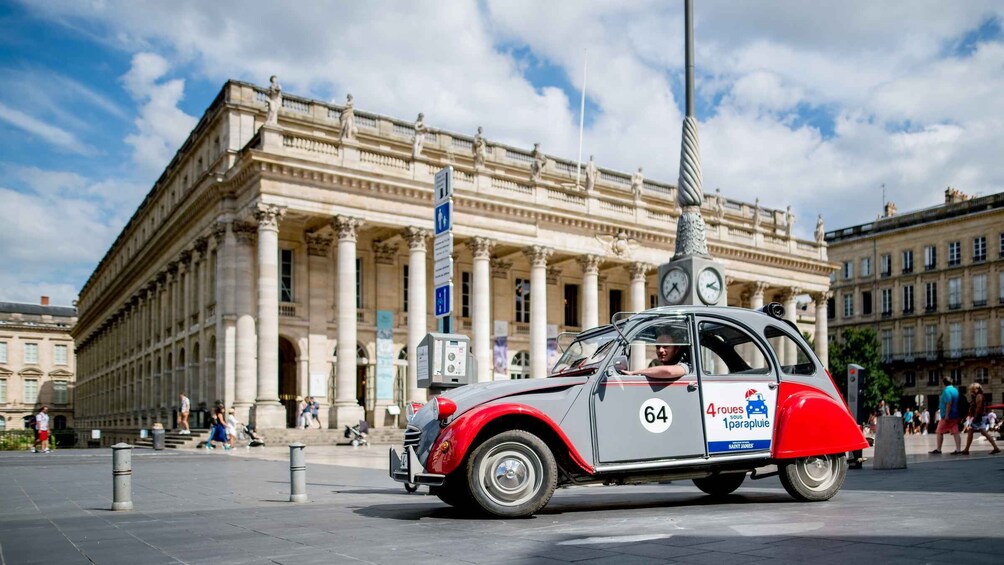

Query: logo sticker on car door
<box><xmin>702</xmin><ymin>382</ymin><xmax>775</xmax><ymax>453</ymax></box>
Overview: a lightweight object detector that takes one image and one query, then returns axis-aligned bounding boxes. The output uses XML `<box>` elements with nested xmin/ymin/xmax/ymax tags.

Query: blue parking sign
<box><xmin>435</xmin><ymin>202</ymin><xmax>451</xmax><ymax>235</ymax></box>
<box><xmin>434</xmin><ymin>284</ymin><xmax>452</xmax><ymax>318</ymax></box>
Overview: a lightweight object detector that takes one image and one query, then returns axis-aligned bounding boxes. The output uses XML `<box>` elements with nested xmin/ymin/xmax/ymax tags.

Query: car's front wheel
<box><xmin>692</xmin><ymin>472</ymin><xmax>745</xmax><ymax>496</ymax></box>
<box><xmin>778</xmin><ymin>453</ymin><xmax>847</xmax><ymax>501</ymax></box>
<box><xmin>466</xmin><ymin>430</ymin><xmax>557</xmax><ymax>518</ymax></box>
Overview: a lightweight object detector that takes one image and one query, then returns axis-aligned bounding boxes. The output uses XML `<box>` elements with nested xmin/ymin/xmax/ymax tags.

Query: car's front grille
<box><xmin>403</xmin><ymin>425</ymin><xmax>421</xmax><ymax>449</ymax></box>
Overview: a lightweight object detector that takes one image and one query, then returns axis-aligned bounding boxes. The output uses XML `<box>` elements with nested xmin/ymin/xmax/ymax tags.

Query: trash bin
<box><xmin>151</xmin><ymin>423</ymin><xmax>165</xmax><ymax>451</ymax></box>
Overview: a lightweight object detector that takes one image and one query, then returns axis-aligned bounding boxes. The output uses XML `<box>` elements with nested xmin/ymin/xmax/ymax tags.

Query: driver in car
<box><xmin>624</xmin><ymin>326</ymin><xmax>690</xmax><ymax>379</ymax></box>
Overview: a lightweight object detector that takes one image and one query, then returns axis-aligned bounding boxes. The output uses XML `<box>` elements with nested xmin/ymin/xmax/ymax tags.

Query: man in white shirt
<box><xmin>179</xmin><ymin>392</ymin><xmax>191</xmax><ymax>435</ymax></box>
<box><xmin>33</xmin><ymin>406</ymin><xmax>50</xmax><ymax>453</ymax></box>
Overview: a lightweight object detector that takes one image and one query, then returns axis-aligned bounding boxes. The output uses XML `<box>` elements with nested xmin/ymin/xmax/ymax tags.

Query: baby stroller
<box><xmin>242</xmin><ymin>424</ymin><xmax>266</xmax><ymax>448</ymax></box>
<box><xmin>344</xmin><ymin>419</ymin><xmax>369</xmax><ymax>447</ymax></box>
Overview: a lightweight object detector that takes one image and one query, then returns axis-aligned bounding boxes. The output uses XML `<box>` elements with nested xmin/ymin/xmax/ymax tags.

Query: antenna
<box><xmin>575</xmin><ymin>50</ymin><xmax>588</xmax><ymax>188</ymax></box>
<box><xmin>881</xmin><ymin>183</ymin><xmax>886</xmax><ymax>212</ymax></box>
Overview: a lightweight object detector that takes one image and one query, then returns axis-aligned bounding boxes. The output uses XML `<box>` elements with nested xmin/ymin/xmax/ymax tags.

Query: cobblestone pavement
<box><xmin>1</xmin><ymin>434</ymin><xmax>1001</xmax><ymax>565</ymax></box>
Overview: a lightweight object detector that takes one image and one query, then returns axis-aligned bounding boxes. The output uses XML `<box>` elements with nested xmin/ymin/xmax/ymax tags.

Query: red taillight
<box><xmin>435</xmin><ymin>397</ymin><xmax>457</xmax><ymax>420</ymax></box>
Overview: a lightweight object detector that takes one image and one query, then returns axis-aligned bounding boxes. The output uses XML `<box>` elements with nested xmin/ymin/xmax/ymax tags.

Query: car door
<box><xmin>695</xmin><ymin>316</ymin><xmax>778</xmax><ymax>456</ymax></box>
<box><xmin>591</xmin><ymin>316</ymin><xmax>706</xmax><ymax>463</ymax></box>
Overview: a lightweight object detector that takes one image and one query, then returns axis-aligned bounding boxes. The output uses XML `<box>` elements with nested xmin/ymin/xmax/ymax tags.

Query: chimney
<box><xmin>41</xmin><ymin>296</ymin><xmax>50</xmax><ymax>306</ymax></box>
<box><xmin>883</xmin><ymin>201</ymin><xmax>897</xmax><ymax>218</ymax></box>
<box><xmin>944</xmin><ymin>187</ymin><xmax>970</xmax><ymax>204</ymax></box>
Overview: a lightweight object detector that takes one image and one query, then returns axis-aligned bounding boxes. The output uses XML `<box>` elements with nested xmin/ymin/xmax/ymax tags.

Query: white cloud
<box><xmin>0</xmin><ymin>101</ymin><xmax>94</xmax><ymax>154</ymax></box>
<box><xmin>122</xmin><ymin>52</ymin><xmax>198</xmax><ymax>173</ymax></box>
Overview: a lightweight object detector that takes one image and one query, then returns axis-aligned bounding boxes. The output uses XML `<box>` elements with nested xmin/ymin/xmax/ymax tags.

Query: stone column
<box><xmin>212</xmin><ymin>221</ymin><xmax>236</xmax><ymax>409</ymax></box>
<box><xmin>253</xmin><ymin>203</ymin><xmax>287</xmax><ymax>428</ymax></box>
<box><xmin>628</xmin><ymin>263</ymin><xmax>651</xmax><ymax>371</ymax></box>
<box><xmin>404</xmin><ymin>227</ymin><xmax>430</xmax><ymax>402</ymax></box>
<box><xmin>524</xmin><ymin>246</ymin><xmax>552</xmax><ymax>378</ymax></box>
<box><xmin>306</xmin><ymin>230</ymin><xmax>334</xmax><ymax>428</ymax></box>
<box><xmin>331</xmin><ymin>215</ymin><xmax>365</xmax><ymax>428</ymax></box>
<box><xmin>233</xmin><ymin>223</ymin><xmax>257</xmax><ymax>422</ymax></box>
<box><xmin>578</xmin><ymin>255</ymin><xmax>603</xmax><ymax>330</ymax></box>
<box><xmin>781</xmin><ymin>286</ymin><xmax>802</xmax><ymax>365</ymax></box>
<box><xmin>749</xmin><ymin>281</ymin><xmax>768</xmax><ymax>311</ymax></box>
<box><xmin>178</xmin><ymin>251</ymin><xmax>191</xmax><ymax>400</ymax></box>
<box><xmin>467</xmin><ymin>237</ymin><xmax>495</xmax><ymax>382</ymax></box>
<box><xmin>812</xmin><ymin>291</ymin><xmax>832</xmax><ymax>367</ymax></box>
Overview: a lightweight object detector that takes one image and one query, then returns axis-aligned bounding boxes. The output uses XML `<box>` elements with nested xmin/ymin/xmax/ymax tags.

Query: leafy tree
<box><xmin>827</xmin><ymin>327</ymin><xmax>900</xmax><ymax>412</ymax></box>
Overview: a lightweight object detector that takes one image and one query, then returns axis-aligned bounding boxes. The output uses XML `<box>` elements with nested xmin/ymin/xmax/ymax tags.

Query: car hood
<box><xmin>441</xmin><ymin>376</ymin><xmax>588</xmax><ymax>418</ymax></box>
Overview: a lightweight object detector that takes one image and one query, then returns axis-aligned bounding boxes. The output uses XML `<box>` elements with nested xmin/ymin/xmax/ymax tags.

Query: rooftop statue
<box><xmin>265</xmin><ymin>75</ymin><xmax>282</xmax><ymax>125</ymax></box>
<box><xmin>412</xmin><ymin>113</ymin><xmax>427</xmax><ymax>159</ymax></box>
<box><xmin>584</xmin><ymin>154</ymin><xmax>599</xmax><ymax>192</ymax></box>
<box><xmin>339</xmin><ymin>94</ymin><xmax>357</xmax><ymax>142</ymax></box>
<box><xmin>473</xmin><ymin>126</ymin><xmax>487</xmax><ymax>168</ymax></box>
<box><xmin>815</xmin><ymin>214</ymin><xmax>825</xmax><ymax>244</ymax></box>
<box><xmin>530</xmin><ymin>143</ymin><xmax>547</xmax><ymax>183</ymax></box>
<box><xmin>785</xmin><ymin>205</ymin><xmax>795</xmax><ymax>238</ymax></box>
<box><xmin>631</xmin><ymin>167</ymin><xmax>644</xmax><ymax>200</ymax></box>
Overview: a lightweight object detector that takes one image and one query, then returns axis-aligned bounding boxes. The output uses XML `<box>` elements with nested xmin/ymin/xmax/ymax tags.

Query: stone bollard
<box><xmin>873</xmin><ymin>415</ymin><xmax>907</xmax><ymax>470</ymax></box>
<box><xmin>289</xmin><ymin>442</ymin><xmax>307</xmax><ymax>503</ymax></box>
<box><xmin>112</xmin><ymin>443</ymin><xmax>134</xmax><ymax>511</ymax></box>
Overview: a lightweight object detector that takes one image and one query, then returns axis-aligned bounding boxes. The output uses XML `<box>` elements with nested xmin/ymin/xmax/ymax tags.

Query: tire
<box><xmin>692</xmin><ymin>472</ymin><xmax>745</xmax><ymax>496</ymax></box>
<box><xmin>431</xmin><ymin>478</ymin><xmax>476</xmax><ymax>510</ymax></box>
<box><xmin>404</xmin><ymin>482</ymin><xmax>418</xmax><ymax>493</ymax></box>
<box><xmin>466</xmin><ymin>430</ymin><xmax>557</xmax><ymax>518</ymax></box>
<box><xmin>778</xmin><ymin>453</ymin><xmax>848</xmax><ymax>501</ymax></box>
<box><xmin>351</xmin><ymin>439</ymin><xmax>359</xmax><ymax>447</ymax></box>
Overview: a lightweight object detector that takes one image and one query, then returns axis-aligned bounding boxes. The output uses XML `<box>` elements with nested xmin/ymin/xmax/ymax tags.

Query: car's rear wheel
<box><xmin>778</xmin><ymin>453</ymin><xmax>847</xmax><ymax>501</ymax></box>
<box><xmin>466</xmin><ymin>430</ymin><xmax>557</xmax><ymax>518</ymax></box>
<box><xmin>692</xmin><ymin>472</ymin><xmax>745</xmax><ymax>496</ymax></box>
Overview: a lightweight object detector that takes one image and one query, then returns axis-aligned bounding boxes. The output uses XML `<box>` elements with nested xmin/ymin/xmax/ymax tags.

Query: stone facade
<box><xmin>827</xmin><ymin>189</ymin><xmax>1004</xmax><ymax>410</ymax></box>
<box><xmin>0</xmin><ymin>299</ymin><xmax>77</xmax><ymax>432</ymax></box>
<box><xmin>72</xmin><ymin>80</ymin><xmax>833</xmax><ymax>432</ymax></box>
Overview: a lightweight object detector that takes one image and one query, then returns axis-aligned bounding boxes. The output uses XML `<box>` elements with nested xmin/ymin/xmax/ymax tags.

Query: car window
<box><xmin>764</xmin><ymin>325</ymin><xmax>815</xmax><ymax>375</ymax></box>
<box><xmin>551</xmin><ymin>330</ymin><xmax>617</xmax><ymax>375</ymax></box>
<box><xmin>623</xmin><ymin>318</ymin><xmax>693</xmax><ymax>374</ymax></box>
<box><xmin>698</xmin><ymin>321</ymin><xmax>771</xmax><ymax>376</ymax></box>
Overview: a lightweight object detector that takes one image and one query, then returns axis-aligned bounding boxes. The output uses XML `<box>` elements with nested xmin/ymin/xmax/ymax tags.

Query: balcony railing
<box><xmin>279</xmin><ymin>303</ymin><xmax>297</xmax><ymax>317</ymax></box>
<box><xmin>925</xmin><ymin>305</ymin><xmax>937</xmax><ymax>313</ymax></box>
<box><xmin>973</xmin><ymin>299</ymin><xmax>987</xmax><ymax>307</ymax></box>
<box><xmin>948</xmin><ymin>302</ymin><xmax>961</xmax><ymax>310</ymax></box>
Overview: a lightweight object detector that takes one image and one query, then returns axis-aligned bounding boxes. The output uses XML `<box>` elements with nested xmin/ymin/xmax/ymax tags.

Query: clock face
<box><xmin>697</xmin><ymin>268</ymin><xmax>723</xmax><ymax>305</ymax></box>
<box><xmin>661</xmin><ymin>268</ymin><xmax>689</xmax><ymax>304</ymax></box>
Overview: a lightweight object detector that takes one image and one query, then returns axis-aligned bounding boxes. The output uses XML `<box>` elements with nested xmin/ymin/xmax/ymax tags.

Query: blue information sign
<box><xmin>434</xmin><ymin>201</ymin><xmax>452</xmax><ymax>236</ymax></box>
<box><xmin>434</xmin><ymin>283</ymin><xmax>452</xmax><ymax>318</ymax></box>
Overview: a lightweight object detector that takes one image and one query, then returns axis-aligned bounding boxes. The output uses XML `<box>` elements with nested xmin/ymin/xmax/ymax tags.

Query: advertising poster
<box><xmin>493</xmin><ymin>320</ymin><xmax>508</xmax><ymax>380</ymax></box>
<box><xmin>376</xmin><ymin>310</ymin><xmax>394</xmax><ymax>400</ymax></box>
<box><xmin>702</xmin><ymin>381</ymin><xmax>776</xmax><ymax>454</ymax></box>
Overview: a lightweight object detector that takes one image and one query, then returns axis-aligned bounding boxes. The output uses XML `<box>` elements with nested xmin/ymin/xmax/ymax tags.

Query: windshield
<box><xmin>550</xmin><ymin>330</ymin><xmax>619</xmax><ymax>376</ymax></box>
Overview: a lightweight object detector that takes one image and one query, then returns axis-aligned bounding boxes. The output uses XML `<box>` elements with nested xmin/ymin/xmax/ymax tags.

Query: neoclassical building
<box><xmin>72</xmin><ymin>79</ymin><xmax>834</xmax><ymax>432</ymax></box>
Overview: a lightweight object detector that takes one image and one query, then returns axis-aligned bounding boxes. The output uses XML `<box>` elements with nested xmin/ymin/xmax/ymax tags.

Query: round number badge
<box><xmin>639</xmin><ymin>398</ymin><xmax>672</xmax><ymax>433</ymax></box>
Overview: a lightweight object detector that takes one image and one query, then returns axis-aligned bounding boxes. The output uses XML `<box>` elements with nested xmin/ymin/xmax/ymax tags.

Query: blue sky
<box><xmin>2</xmin><ymin>1</ymin><xmax>1004</xmax><ymax>305</ymax></box>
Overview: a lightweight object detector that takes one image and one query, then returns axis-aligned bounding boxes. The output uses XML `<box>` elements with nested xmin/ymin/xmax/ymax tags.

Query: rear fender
<box><xmin>425</xmin><ymin>403</ymin><xmax>594</xmax><ymax>476</ymax></box>
<box><xmin>773</xmin><ymin>382</ymin><xmax>869</xmax><ymax>459</ymax></box>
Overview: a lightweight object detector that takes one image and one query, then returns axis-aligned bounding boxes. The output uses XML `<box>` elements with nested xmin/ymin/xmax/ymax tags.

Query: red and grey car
<box><xmin>390</xmin><ymin>303</ymin><xmax>868</xmax><ymax>517</ymax></box>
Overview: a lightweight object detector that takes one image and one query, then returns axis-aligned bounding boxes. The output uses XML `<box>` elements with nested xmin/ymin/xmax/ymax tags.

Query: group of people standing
<box><xmin>929</xmin><ymin>377</ymin><xmax>1000</xmax><ymax>455</ymax></box>
<box><xmin>296</xmin><ymin>396</ymin><xmax>320</xmax><ymax>429</ymax></box>
<box><xmin>177</xmin><ymin>392</ymin><xmax>241</xmax><ymax>450</ymax></box>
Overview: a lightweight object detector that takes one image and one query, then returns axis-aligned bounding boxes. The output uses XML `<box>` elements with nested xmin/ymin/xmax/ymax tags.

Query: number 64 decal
<box><xmin>639</xmin><ymin>398</ymin><xmax>673</xmax><ymax>433</ymax></box>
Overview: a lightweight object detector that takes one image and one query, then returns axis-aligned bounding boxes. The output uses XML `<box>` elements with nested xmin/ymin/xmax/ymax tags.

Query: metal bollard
<box><xmin>289</xmin><ymin>442</ymin><xmax>307</xmax><ymax>503</ymax></box>
<box><xmin>112</xmin><ymin>443</ymin><xmax>134</xmax><ymax>511</ymax></box>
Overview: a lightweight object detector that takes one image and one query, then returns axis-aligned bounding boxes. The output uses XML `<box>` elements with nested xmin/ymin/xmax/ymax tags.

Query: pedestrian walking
<box><xmin>32</xmin><ymin>406</ymin><xmax>50</xmax><ymax>453</ymax></box>
<box><xmin>904</xmin><ymin>407</ymin><xmax>914</xmax><ymax>435</ymax></box>
<box><xmin>961</xmin><ymin>383</ymin><xmax>1000</xmax><ymax>455</ymax></box>
<box><xmin>178</xmin><ymin>392</ymin><xmax>191</xmax><ymax>435</ymax></box>
<box><xmin>295</xmin><ymin>396</ymin><xmax>308</xmax><ymax>429</ymax></box>
<box><xmin>930</xmin><ymin>376</ymin><xmax>962</xmax><ymax>454</ymax></box>
<box><xmin>919</xmin><ymin>407</ymin><xmax>930</xmax><ymax>435</ymax></box>
<box><xmin>877</xmin><ymin>399</ymin><xmax>890</xmax><ymax>416</ymax></box>
<box><xmin>226</xmin><ymin>408</ymin><xmax>238</xmax><ymax>449</ymax></box>
<box><xmin>310</xmin><ymin>397</ymin><xmax>321</xmax><ymax>429</ymax></box>
<box><xmin>207</xmin><ymin>404</ymin><xmax>230</xmax><ymax>450</ymax></box>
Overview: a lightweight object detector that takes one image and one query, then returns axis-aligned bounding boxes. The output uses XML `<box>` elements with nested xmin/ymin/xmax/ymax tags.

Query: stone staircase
<box><xmin>131</xmin><ymin>427</ymin><xmax>404</xmax><ymax>449</ymax></box>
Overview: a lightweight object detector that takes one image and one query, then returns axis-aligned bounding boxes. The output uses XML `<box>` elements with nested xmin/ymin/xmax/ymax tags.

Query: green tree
<box><xmin>828</xmin><ymin>327</ymin><xmax>900</xmax><ymax>412</ymax></box>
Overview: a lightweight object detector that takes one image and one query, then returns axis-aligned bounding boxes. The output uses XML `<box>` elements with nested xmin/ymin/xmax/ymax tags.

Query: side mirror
<box><xmin>611</xmin><ymin>355</ymin><xmax>628</xmax><ymax>374</ymax></box>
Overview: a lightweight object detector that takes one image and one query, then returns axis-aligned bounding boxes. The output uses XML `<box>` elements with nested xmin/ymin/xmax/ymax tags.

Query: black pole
<box><xmin>685</xmin><ymin>0</ymin><xmax>695</xmax><ymax>118</ymax></box>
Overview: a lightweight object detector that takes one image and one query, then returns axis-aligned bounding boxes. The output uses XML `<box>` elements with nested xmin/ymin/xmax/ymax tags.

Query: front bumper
<box><xmin>388</xmin><ymin>445</ymin><xmax>446</xmax><ymax>486</ymax></box>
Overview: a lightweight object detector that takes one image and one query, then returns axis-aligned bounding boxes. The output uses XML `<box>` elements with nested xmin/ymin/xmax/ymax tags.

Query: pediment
<box><xmin>49</xmin><ymin>368</ymin><xmax>74</xmax><ymax>379</ymax></box>
<box><xmin>0</xmin><ymin>366</ymin><xmax>12</xmax><ymax>377</ymax></box>
<box><xmin>18</xmin><ymin>367</ymin><xmax>44</xmax><ymax>377</ymax></box>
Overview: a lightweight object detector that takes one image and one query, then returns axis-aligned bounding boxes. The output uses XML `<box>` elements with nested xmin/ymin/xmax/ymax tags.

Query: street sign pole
<box><xmin>433</xmin><ymin>167</ymin><xmax>454</xmax><ymax>332</ymax></box>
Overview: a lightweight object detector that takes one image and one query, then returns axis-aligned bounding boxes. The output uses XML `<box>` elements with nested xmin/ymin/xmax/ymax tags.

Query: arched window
<box><xmin>510</xmin><ymin>351</ymin><xmax>530</xmax><ymax>380</ymax></box>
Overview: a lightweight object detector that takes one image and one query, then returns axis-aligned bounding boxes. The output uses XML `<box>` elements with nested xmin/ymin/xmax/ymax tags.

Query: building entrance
<box><xmin>279</xmin><ymin>337</ymin><xmax>298</xmax><ymax>428</ymax></box>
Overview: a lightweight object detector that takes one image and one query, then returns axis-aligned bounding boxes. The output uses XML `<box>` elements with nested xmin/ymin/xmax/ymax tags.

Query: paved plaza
<box><xmin>1</xmin><ymin>434</ymin><xmax>1001</xmax><ymax>565</ymax></box>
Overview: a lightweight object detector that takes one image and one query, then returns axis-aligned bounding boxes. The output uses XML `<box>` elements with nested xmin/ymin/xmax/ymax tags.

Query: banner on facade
<box><xmin>376</xmin><ymin>310</ymin><xmax>394</xmax><ymax>400</ymax></box>
<box><xmin>309</xmin><ymin>372</ymin><xmax>327</xmax><ymax>398</ymax></box>
<box><xmin>546</xmin><ymin>323</ymin><xmax>559</xmax><ymax>373</ymax></box>
<box><xmin>493</xmin><ymin>320</ymin><xmax>508</xmax><ymax>380</ymax></box>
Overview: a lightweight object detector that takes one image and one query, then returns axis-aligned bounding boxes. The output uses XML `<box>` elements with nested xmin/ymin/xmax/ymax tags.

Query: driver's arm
<box><xmin>624</xmin><ymin>363</ymin><xmax>688</xmax><ymax>379</ymax></box>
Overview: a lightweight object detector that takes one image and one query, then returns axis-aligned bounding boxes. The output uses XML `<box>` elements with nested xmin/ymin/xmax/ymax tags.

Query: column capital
<box><xmin>232</xmin><ymin>222</ymin><xmax>257</xmax><ymax>245</ymax></box>
<box><xmin>628</xmin><ymin>262</ymin><xmax>652</xmax><ymax>282</ymax></box>
<box><xmin>178</xmin><ymin>250</ymin><xmax>192</xmax><ymax>267</ymax></box>
<box><xmin>373</xmin><ymin>240</ymin><xmax>399</xmax><ymax>264</ymax></box>
<box><xmin>522</xmin><ymin>245</ymin><xmax>553</xmax><ymax>267</ymax></box>
<box><xmin>254</xmin><ymin>203</ymin><xmax>286</xmax><ymax>231</ymax></box>
<box><xmin>490</xmin><ymin>256</ymin><xmax>512</xmax><ymax>278</ymax></box>
<box><xmin>332</xmin><ymin>215</ymin><xmax>364</xmax><ymax>242</ymax></box>
<box><xmin>211</xmin><ymin>221</ymin><xmax>228</xmax><ymax>244</ymax></box>
<box><xmin>193</xmin><ymin>236</ymin><xmax>209</xmax><ymax>255</ymax></box>
<box><xmin>305</xmin><ymin>231</ymin><xmax>334</xmax><ymax>257</ymax></box>
<box><xmin>403</xmin><ymin>226</ymin><xmax>430</xmax><ymax>250</ymax></box>
<box><xmin>739</xmin><ymin>290</ymin><xmax>752</xmax><ymax>308</ymax></box>
<box><xmin>546</xmin><ymin>266</ymin><xmax>561</xmax><ymax>285</ymax></box>
<box><xmin>465</xmin><ymin>236</ymin><xmax>496</xmax><ymax>259</ymax></box>
<box><xmin>748</xmin><ymin>281</ymin><xmax>769</xmax><ymax>299</ymax></box>
<box><xmin>780</xmin><ymin>286</ymin><xmax>802</xmax><ymax>302</ymax></box>
<box><xmin>811</xmin><ymin>290</ymin><xmax>833</xmax><ymax>305</ymax></box>
<box><xmin>577</xmin><ymin>254</ymin><xmax>603</xmax><ymax>275</ymax></box>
